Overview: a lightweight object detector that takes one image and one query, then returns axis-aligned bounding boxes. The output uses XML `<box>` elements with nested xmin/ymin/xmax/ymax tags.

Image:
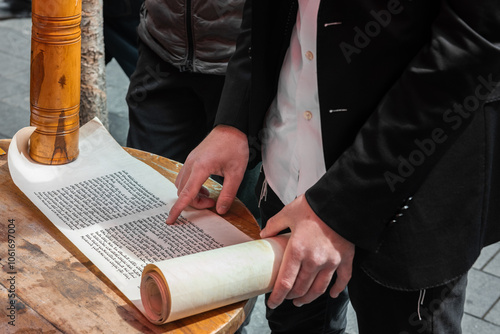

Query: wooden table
<box><xmin>0</xmin><ymin>139</ymin><xmax>261</xmax><ymax>334</ymax></box>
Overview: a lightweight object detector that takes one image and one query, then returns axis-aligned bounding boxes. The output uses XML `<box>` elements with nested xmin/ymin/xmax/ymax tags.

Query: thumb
<box><xmin>260</xmin><ymin>214</ymin><xmax>289</xmax><ymax>239</ymax></box>
<box><xmin>216</xmin><ymin>175</ymin><xmax>241</xmax><ymax>214</ymax></box>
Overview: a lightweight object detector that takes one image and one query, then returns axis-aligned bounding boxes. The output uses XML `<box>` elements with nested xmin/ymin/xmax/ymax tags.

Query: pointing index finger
<box><xmin>166</xmin><ymin>195</ymin><xmax>191</xmax><ymax>225</ymax></box>
<box><xmin>166</xmin><ymin>170</ymin><xmax>211</xmax><ymax>225</ymax></box>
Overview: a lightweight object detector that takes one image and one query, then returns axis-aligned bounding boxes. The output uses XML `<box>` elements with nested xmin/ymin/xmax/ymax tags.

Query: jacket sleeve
<box><xmin>214</xmin><ymin>0</ymin><xmax>252</xmax><ymax>134</ymax></box>
<box><xmin>305</xmin><ymin>0</ymin><xmax>500</xmax><ymax>251</ymax></box>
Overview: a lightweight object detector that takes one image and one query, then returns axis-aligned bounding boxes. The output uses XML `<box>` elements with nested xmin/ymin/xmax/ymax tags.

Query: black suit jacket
<box><xmin>216</xmin><ymin>0</ymin><xmax>500</xmax><ymax>290</ymax></box>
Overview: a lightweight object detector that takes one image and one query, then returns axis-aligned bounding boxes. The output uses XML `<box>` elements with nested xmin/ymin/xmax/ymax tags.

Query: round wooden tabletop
<box><xmin>0</xmin><ymin>139</ymin><xmax>261</xmax><ymax>334</ymax></box>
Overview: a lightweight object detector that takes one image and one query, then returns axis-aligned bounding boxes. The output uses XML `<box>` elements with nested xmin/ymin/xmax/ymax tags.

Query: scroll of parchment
<box><xmin>140</xmin><ymin>234</ymin><xmax>289</xmax><ymax>324</ymax></box>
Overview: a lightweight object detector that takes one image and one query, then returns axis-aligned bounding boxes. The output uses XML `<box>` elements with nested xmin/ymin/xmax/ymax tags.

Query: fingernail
<box><xmin>294</xmin><ymin>302</ymin><xmax>303</xmax><ymax>308</ymax></box>
<box><xmin>218</xmin><ymin>204</ymin><xmax>229</xmax><ymax>213</ymax></box>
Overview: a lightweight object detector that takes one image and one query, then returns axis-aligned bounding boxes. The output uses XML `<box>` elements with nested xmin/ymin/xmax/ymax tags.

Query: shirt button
<box><xmin>305</xmin><ymin>51</ymin><xmax>314</xmax><ymax>61</ymax></box>
<box><xmin>303</xmin><ymin>111</ymin><xmax>313</xmax><ymax>120</ymax></box>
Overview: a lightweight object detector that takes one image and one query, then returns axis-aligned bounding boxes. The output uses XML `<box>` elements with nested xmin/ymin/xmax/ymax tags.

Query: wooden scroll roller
<box><xmin>29</xmin><ymin>0</ymin><xmax>82</xmax><ymax>165</ymax></box>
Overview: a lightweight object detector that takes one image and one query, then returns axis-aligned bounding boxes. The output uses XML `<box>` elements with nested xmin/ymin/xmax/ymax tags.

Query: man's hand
<box><xmin>166</xmin><ymin>125</ymin><xmax>249</xmax><ymax>225</ymax></box>
<box><xmin>260</xmin><ymin>194</ymin><xmax>355</xmax><ymax>309</ymax></box>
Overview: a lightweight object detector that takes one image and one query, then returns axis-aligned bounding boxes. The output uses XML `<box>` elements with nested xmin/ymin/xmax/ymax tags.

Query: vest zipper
<box><xmin>183</xmin><ymin>0</ymin><xmax>194</xmax><ymax>72</ymax></box>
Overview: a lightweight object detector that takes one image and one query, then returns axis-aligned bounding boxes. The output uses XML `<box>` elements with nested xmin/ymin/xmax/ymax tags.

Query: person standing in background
<box><xmin>0</xmin><ymin>0</ymin><xmax>30</xmax><ymax>19</ymax></box>
<box><xmin>126</xmin><ymin>1</ymin><xmax>260</xmax><ymax>221</ymax></box>
<box><xmin>103</xmin><ymin>0</ymin><xmax>143</xmax><ymax>78</ymax></box>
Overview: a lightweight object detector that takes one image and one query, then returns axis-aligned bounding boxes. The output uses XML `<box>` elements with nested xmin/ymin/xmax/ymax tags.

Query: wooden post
<box><xmin>29</xmin><ymin>0</ymin><xmax>82</xmax><ymax>165</ymax></box>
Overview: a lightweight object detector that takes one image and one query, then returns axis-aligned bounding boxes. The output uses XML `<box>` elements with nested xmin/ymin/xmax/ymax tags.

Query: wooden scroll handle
<box><xmin>29</xmin><ymin>0</ymin><xmax>82</xmax><ymax>165</ymax></box>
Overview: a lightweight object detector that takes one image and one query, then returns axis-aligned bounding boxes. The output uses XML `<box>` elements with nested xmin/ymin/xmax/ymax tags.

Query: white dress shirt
<box><xmin>262</xmin><ymin>0</ymin><xmax>325</xmax><ymax>205</ymax></box>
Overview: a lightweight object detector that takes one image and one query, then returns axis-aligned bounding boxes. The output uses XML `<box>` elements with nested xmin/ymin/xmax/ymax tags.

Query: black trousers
<box><xmin>349</xmin><ymin>265</ymin><xmax>467</xmax><ymax>334</ymax></box>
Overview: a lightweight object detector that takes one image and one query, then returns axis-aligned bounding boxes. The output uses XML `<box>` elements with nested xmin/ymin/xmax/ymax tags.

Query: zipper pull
<box><xmin>180</xmin><ymin>59</ymin><xmax>193</xmax><ymax>72</ymax></box>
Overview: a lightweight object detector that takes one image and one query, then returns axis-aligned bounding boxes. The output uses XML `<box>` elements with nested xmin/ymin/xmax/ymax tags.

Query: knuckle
<box><xmin>328</xmin><ymin>254</ymin><xmax>342</xmax><ymax>268</ymax></box>
<box><xmin>303</xmin><ymin>253</ymin><xmax>329</xmax><ymax>271</ymax></box>
<box><xmin>310</xmin><ymin>252</ymin><xmax>327</xmax><ymax>267</ymax></box>
<box><xmin>218</xmin><ymin>193</ymin><xmax>234</xmax><ymax>202</ymax></box>
<box><xmin>188</xmin><ymin>156</ymin><xmax>210</xmax><ymax>172</ymax></box>
<box><xmin>178</xmin><ymin>187</ymin><xmax>196</xmax><ymax>202</ymax></box>
<box><xmin>302</xmin><ymin>259</ymin><xmax>319</xmax><ymax>273</ymax></box>
<box><xmin>288</xmin><ymin>240</ymin><xmax>306</xmax><ymax>259</ymax></box>
<box><xmin>310</xmin><ymin>284</ymin><xmax>327</xmax><ymax>296</ymax></box>
<box><xmin>277</xmin><ymin>279</ymin><xmax>294</xmax><ymax>291</ymax></box>
<box><xmin>293</xmin><ymin>286</ymin><xmax>308</xmax><ymax>297</ymax></box>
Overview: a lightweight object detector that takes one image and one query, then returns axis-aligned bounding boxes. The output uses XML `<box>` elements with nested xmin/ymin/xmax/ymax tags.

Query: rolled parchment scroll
<box><xmin>140</xmin><ymin>234</ymin><xmax>290</xmax><ymax>324</ymax></box>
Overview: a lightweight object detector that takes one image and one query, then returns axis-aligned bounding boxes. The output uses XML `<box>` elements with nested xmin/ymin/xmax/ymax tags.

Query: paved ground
<box><xmin>0</xmin><ymin>15</ymin><xmax>499</xmax><ymax>334</ymax></box>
